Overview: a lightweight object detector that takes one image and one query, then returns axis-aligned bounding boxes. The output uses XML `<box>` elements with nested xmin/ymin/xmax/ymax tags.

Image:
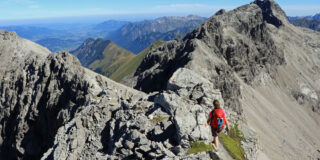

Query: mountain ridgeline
<box><xmin>288</xmin><ymin>13</ymin><xmax>320</xmax><ymax>32</ymax></box>
<box><xmin>0</xmin><ymin>0</ymin><xmax>320</xmax><ymax>160</ymax></box>
<box><xmin>288</xmin><ymin>13</ymin><xmax>320</xmax><ymax>21</ymax></box>
<box><xmin>289</xmin><ymin>18</ymin><xmax>320</xmax><ymax>32</ymax></box>
<box><xmin>106</xmin><ymin>15</ymin><xmax>207</xmax><ymax>53</ymax></box>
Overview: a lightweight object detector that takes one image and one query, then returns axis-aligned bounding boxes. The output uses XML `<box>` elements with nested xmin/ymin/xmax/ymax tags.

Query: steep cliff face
<box><xmin>133</xmin><ymin>0</ymin><xmax>320</xmax><ymax>159</ymax></box>
<box><xmin>0</xmin><ymin>31</ymin><xmax>144</xmax><ymax>159</ymax></box>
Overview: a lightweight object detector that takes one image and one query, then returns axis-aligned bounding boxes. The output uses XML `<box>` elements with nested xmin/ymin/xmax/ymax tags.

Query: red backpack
<box><xmin>210</xmin><ymin>109</ymin><xmax>226</xmax><ymax>129</ymax></box>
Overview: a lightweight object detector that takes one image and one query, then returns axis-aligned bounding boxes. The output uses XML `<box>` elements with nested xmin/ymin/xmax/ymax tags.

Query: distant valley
<box><xmin>0</xmin><ymin>20</ymin><xmax>128</xmax><ymax>52</ymax></box>
<box><xmin>0</xmin><ymin>15</ymin><xmax>206</xmax><ymax>53</ymax></box>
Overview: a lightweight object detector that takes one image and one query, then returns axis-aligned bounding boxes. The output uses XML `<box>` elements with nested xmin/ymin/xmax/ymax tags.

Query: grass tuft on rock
<box><xmin>149</xmin><ymin>116</ymin><xmax>168</xmax><ymax>123</ymax></box>
<box><xmin>219</xmin><ymin>123</ymin><xmax>246</xmax><ymax>160</ymax></box>
<box><xmin>186</xmin><ymin>141</ymin><xmax>214</xmax><ymax>155</ymax></box>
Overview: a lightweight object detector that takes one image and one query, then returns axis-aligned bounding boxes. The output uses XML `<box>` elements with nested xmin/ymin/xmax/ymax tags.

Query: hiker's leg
<box><xmin>212</xmin><ymin>127</ymin><xmax>219</xmax><ymax>149</ymax></box>
<box><xmin>211</xmin><ymin>127</ymin><xmax>215</xmax><ymax>142</ymax></box>
<box><xmin>214</xmin><ymin>136</ymin><xmax>219</xmax><ymax>149</ymax></box>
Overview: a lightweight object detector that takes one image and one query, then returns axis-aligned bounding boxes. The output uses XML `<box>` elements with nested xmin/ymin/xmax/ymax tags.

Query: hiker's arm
<box><xmin>204</xmin><ymin>116</ymin><xmax>211</xmax><ymax>128</ymax></box>
<box><xmin>207</xmin><ymin>116</ymin><xmax>211</xmax><ymax>124</ymax></box>
<box><xmin>225</xmin><ymin>116</ymin><xmax>230</xmax><ymax>133</ymax></box>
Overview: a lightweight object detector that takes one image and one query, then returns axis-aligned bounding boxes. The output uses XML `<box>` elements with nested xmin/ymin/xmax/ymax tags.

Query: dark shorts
<box><xmin>211</xmin><ymin>126</ymin><xmax>224</xmax><ymax>137</ymax></box>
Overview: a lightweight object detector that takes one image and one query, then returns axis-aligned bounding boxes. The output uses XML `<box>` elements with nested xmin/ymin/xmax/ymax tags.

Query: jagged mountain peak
<box><xmin>188</xmin><ymin>0</ymin><xmax>288</xmax><ymax>41</ymax></box>
<box><xmin>253</xmin><ymin>0</ymin><xmax>287</xmax><ymax>26</ymax></box>
<box><xmin>135</xmin><ymin>0</ymin><xmax>289</xmax><ymax>94</ymax></box>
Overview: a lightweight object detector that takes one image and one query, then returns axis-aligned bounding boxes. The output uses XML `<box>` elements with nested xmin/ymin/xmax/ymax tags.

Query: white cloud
<box><xmin>5</xmin><ymin>0</ymin><xmax>40</xmax><ymax>9</ymax></box>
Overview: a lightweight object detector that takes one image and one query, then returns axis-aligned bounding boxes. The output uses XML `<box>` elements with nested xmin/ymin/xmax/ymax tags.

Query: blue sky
<box><xmin>0</xmin><ymin>0</ymin><xmax>319</xmax><ymax>22</ymax></box>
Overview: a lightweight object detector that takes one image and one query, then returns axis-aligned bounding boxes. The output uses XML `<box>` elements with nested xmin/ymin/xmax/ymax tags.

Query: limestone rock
<box><xmin>1</xmin><ymin>0</ymin><xmax>320</xmax><ymax>159</ymax></box>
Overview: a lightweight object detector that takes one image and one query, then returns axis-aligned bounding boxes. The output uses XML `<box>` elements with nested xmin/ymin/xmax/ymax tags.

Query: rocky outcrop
<box><xmin>40</xmin><ymin>67</ymin><xmax>228</xmax><ymax>159</ymax></box>
<box><xmin>0</xmin><ymin>31</ymin><xmax>145</xmax><ymax>159</ymax></box>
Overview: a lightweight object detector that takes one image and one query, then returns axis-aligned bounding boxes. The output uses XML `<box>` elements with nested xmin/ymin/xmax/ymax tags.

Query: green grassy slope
<box><xmin>89</xmin><ymin>41</ymin><xmax>135</xmax><ymax>77</ymax></box>
<box><xmin>110</xmin><ymin>40</ymin><xmax>165</xmax><ymax>82</ymax></box>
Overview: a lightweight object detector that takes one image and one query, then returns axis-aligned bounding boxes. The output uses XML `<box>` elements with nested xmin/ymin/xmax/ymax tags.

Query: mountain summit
<box><xmin>0</xmin><ymin>0</ymin><xmax>319</xmax><ymax>159</ymax></box>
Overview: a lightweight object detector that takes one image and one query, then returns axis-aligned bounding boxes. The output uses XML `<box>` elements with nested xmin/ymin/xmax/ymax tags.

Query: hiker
<box><xmin>206</xmin><ymin>100</ymin><xmax>230</xmax><ymax>151</ymax></box>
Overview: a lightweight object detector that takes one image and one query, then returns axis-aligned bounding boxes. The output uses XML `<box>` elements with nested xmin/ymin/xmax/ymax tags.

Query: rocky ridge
<box><xmin>0</xmin><ymin>0</ymin><xmax>320</xmax><ymax>159</ymax></box>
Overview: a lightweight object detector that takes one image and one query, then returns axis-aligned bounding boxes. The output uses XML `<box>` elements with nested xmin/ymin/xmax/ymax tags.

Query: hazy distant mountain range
<box><xmin>289</xmin><ymin>18</ymin><xmax>320</xmax><ymax>32</ymax></box>
<box><xmin>288</xmin><ymin>13</ymin><xmax>320</xmax><ymax>31</ymax></box>
<box><xmin>288</xmin><ymin>13</ymin><xmax>320</xmax><ymax>21</ymax></box>
<box><xmin>106</xmin><ymin>15</ymin><xmax>207</xmax><ymax>53</ymax></box>
<box><xmin>0</xmin><ymin>15</ymin><xmax>205</xmax><ymax>53</ymax></box>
